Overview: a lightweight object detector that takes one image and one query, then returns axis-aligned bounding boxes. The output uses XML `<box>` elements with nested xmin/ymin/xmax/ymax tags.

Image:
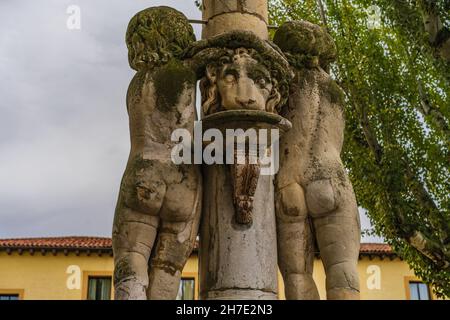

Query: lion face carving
<box><xmin>200</xmin><ymin>48</ymin><xmax>282</xmax><ymax>115</ymax></box>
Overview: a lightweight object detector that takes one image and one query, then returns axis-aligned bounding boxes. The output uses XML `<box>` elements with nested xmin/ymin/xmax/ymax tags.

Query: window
<box><xmin>409</xmin><ymin>282</ymin><xmax>430</xmax><ymax>300</ymax></box>
<box><xmin>0</xmin><ymin>290</ymin><xmax>23</xmax><ymax>300</ymax></box>
<box><xmin>0</xmin><ymin>294</ymin><xmax>19</xmax><ymax>301</ymax></box>
<box><xmin>176</xmin><ymin>278</ymin><xmax>195</xmax><ymax>300</ymax></box>
<box><xmin>87</xmin><ymin>276</ymin><xmax>112</xmax><ymax>300</ymax></box>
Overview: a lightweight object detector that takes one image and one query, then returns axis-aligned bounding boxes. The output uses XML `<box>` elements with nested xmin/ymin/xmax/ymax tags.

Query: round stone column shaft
<box><xmin>202</xmin><ymin>0</ymin><xmax>269</xmax><ymax>40</ymax></box>
<box><xmin>199</xmin><ymin>0</ymin><xmax>278</xmax><ymax>300</ymax></box>
<box><xmin>199</xmin><ymin>165</ymin><xmax>278</xmax><ymax>300</ymax></box>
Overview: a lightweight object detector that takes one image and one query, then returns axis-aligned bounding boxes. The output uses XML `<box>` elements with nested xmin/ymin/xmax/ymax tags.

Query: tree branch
<box><xmin>348</xmin><ymin>88</ymin><xmax>449</xmax><ymax>268</ymax></box>
<box><xmin>418</xmin><ymin>0</ymin><xmax>450</xmax><ymax>62</ymax></box>
<box><xmin>316</xmin><ymin>0</ymin><xmax>329</xmax><ymax>31</ymax></box>
<box><xmin>417</xmin><ymin>80</ymin><xmax>450</xmax><ymax>142</ymax></box>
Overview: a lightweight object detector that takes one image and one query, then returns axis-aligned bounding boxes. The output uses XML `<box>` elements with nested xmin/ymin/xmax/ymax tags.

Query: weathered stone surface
<box><xmin>273</xmin><ymin>20</ymin><xmax>337</xmax><ymax>70</ymax></box>
<box><xmin>202</xmin><ymin>0</ymin><xmax>268</xmax><ymax>21</ymax></box>
<box><xmin>305</xmin><ymin>179</ymin><xmax>337</xmax><ymax>217</ymax></box>
<box><xmin>241</xmin><ymin>0</ymin><xmax>269</xmax><ymax>21</ymax></box>
<box><xmin>201</xmin><ymin>110</ymin><xmax>291</xmax><ymax>227</ymax></box>
<box><xmin>126</xmin><ymin>6</ymin><xmax>196</xmax><ymax>71</ymax></box>
<box><xmin>274</xmin><ymin>21</ymin><xmax>361</xmax><ymax>300</ymax></box>
<box><xmin>203</xmin><ymin>13</ymin><xmax>268</xmax><ymax>40</ymax></box>
<box><xmin>185</xmin><ymin>30</ymin><xmax>292</xmax><ymax>116</ymax></box>
<box><xmin>198</xmin><ymin>0</ymin><xmax>289</xmax><ymax>301</ymax></box>
<box><xmin>202</xmin><ymin>0</ymin><xmax>269</xmax><ymax>40</ymax></box>
<box><xmin>202</xmin><ymin>0</ymin><xmax>238</xmax><ymax>19</ymax></box>
<box><xmin>188</xmin><ymin>33</ymin><xmax>291</xmax><ymax>232</ymax></box>
<box><xmin>199</xmin><ymin>165</ymin><xmax>278</xmax><ymax>299</ymax></box>
<box><xmin>113</xmin><ymin>6</ymin><xmax>202</xmax><ymax>300</ymax></box>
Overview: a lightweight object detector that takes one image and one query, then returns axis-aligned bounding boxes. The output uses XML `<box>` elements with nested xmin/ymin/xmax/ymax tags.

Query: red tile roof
<box><xmin>0</xmin><ymin>236</ymin><xmax>111</xmax><ymax>249</ymax></box>
<box><xmin>360</xmin><ymin>243</ymin><xmax>392</xmax><ymax>254</ymax></box>
<box><xmin>0</xmin><ymin>237</ymin><xmax>396</xmax><ymax>257</ymax></box>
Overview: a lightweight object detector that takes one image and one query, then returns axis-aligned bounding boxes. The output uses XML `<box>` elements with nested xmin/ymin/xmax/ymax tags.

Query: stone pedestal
<box><xmin>202</xmin><ymin>0</ymin><xmax>269</xmax><ymax>39</ymax></box>
<box><xmin>198</xmin><ymin>110</ymin><xmax>291</xmax><ymax>300</ymax></box>
<box><xmin>199</xmin><ymin>165</ymin><xmax>278</xmax><ymax>299</ymax></box>
<box><xmin>198</xmin><ymin>0</ymin><xmax>286</xmax><ymax>300</ymax></box>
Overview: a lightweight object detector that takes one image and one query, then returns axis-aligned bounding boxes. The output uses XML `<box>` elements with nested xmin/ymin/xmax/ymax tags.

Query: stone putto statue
<box><xmin>112</xmin><ymin>7</ymin><xmax>202</xmax><ymax>300</ymax></box>
<box><xmin>274</xmin><ymin>21</ymin><xmax>361</xmax><ymax>300</ymax></box>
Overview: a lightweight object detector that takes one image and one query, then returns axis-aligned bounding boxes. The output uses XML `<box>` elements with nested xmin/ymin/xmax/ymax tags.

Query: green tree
<box><xmin>269</xmin><ymin>0</ymin><xmax>449</xmax><ymax>297</ymax></box>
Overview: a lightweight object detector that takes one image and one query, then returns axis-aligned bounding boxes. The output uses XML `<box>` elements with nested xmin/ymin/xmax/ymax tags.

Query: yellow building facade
<box><xmin>0</xmin><ymin>237</ymin><xmax>439</xmax><ymax>300</ymax></box>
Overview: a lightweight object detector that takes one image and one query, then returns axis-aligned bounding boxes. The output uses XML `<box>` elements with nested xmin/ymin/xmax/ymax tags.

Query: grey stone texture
<box><xmin>199</xmin><ymin>165</ymin><xmax>278</xmax><ymax>299</ymax></box>
<box><xmin>202</xmin><ymin>0</ymin><xmax>269</xmax><ymax>39</ymax></box>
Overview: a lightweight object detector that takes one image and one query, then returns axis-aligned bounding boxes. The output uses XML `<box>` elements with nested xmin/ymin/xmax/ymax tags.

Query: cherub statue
<box><xmin>274</xmin><ymin>21</ymin><xmax>361</xmax><ymax>300</ymax></box>
<box><xmin>112</xmin><ymin>6</ymin><xmax>202</xmax><ymax>300</ymax></box>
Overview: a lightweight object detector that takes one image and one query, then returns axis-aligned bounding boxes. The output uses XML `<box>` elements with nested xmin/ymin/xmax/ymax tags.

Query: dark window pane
<box><xmin>0</xmin><ymin>294</ymin><xmax>19</xmax><ymax>301</ymax></box>
<box><xmin>87</xmin><ymin>276</ymin><xmax>112</xmax><ymax>300</ymax></box>
<box><xmin>177</xmin><ymin>278</ymin><xmax>195</xmax><ymax>300</ymax></box>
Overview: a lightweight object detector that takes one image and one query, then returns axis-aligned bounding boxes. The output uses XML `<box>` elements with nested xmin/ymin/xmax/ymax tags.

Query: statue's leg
<box><xmin>112</xmin><ymin>165</ymin><xmax>167</xmax><ymax>300</ymax></box>
<box><xmin>306</xmin><ymin>178</ymin><xmax>361</xmax><ymax>300</ymax></box>
<box><xmin>146</xmin><ymin>221</ymin><xmax>198</xmax><ymax>299</ymax></box>
<box><xmin>276</xmin><ymin>182</ymin><xmax>320</xmax><ymax>300</ymax></box>
<box><xmin>147</xmin><ymin>176</ymin><xmax>201</xmax><ymax>300</ymax></box>
<box><xmin>112</xmin><ymin>207</ymin><xmax>160</xmax><ymax>300</ymax></box>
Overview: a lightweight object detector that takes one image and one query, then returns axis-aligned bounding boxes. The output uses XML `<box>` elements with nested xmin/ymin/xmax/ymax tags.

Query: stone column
<box><xmin>200</xmin><ymin>165</ymin><xmax>278</xmax><ymax>299</ymax></box>
<box><xmin>199</xmin><ymin>0</ymin><xmax>279</xmax><ymax>300</ymax></box>
<box><xmin>202</xmin><ymin>0</ymin><xmax>269</xmax><ymax>40</ymax></box>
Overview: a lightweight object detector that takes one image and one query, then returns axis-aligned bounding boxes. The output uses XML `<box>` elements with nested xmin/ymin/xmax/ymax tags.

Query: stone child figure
<box><xmin>274</xmin><ymin>21</ymin><xmax>361</xmax><ymax>300</ymax></box>
<box><xmin>112</xmin><ymin>7</ymin><xmax>202</xmax><ymax>300</ymax></box>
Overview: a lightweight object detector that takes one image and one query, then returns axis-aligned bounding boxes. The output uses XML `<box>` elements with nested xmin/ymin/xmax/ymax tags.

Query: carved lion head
<box><xmin>185</xmin><ymin>31</ymin><xmax>293</xmax><ymax>116</ymax></box>
<box><xmin>200</xmin><ymin>48</ymin><xmax>283</xmax><ymax>115</ymax></box>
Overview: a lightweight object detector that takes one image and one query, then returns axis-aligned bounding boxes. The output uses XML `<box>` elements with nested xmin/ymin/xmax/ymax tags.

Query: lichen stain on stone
<box><xmin>126</xmin><ymin>6</ymin><xmax>196</xmax><ymax>71</ymax></box>
<box><xmin>322</xmin><ymin>78</ymin><xmax>345</xmax><ymax>105</ymax></box>
<box><xmin>274</xmin><ymin>20</ymin><xmax>337</xmax><ymax>70</ymax></box>
<box><xmin>121</xmin><ymin>155</ymin><xmax>166</xmax><ymax>213</ymax></box>
<box><xmin>153</xmin><ymin>59</ymin><xmax>196</xmax><ymax>112</ymax></box>
<box><xmin>150</xmin><ymin>240</ymin><xmax>192</xmax><ymax>276</ymax></box>
<box><xmin>114</xmin><ymin>256</ymin><xmax>137</xmax><ymax>284</ymax></box>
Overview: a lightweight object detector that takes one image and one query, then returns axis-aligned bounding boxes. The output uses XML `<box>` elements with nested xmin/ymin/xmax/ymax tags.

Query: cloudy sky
<box><xmin>0</xmin><ymin>0</ymin><xmax>380</xmax><ymax>242</ymax></box>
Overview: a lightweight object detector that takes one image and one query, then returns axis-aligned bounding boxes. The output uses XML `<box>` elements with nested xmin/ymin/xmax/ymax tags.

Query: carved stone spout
<box><xmin>231</xmin><ymin>147</ymin><xmax>260</xmax><ymax>225</ymax></box>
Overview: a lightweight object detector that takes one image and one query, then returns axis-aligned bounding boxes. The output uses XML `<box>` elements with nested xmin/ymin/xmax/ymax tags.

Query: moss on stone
<box><xmin>324</xmin><ymin>78</ymin><xmax>345</xmax><ymax>105</ymax></box>
<box><xmin>185</xmin><ymin>30</ymin><xmax>291</xmax><ymax>80</ymax></box>
<box><xmin>273</xmin><ymin>20</ymin><xmax>337</xmax><ymax>70</ymax></box>
<box><xmin>184</xmin><ymin>30</ymin><xmax>293</xmax><ymax>112</ymax></box>
<box><xmin>114</xmin><ymin>256</ymin><xmax>137</xmax><ymax>284</ymax></box>
<box><xmin>153</xmin><ymin>59</ymin><xmax>196</xmax><ymax>112</ymax></box>
<box><xmin>126</xmin><ymin>6</ymin><xmax>196</xmax><ymax>71</ymax></box>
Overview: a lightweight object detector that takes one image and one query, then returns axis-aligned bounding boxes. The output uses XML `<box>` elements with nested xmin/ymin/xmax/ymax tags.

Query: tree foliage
<box><xmin>268</xmin><ymin>0</ymin><xmax>449</xmax><ymax>297</ymax></box>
